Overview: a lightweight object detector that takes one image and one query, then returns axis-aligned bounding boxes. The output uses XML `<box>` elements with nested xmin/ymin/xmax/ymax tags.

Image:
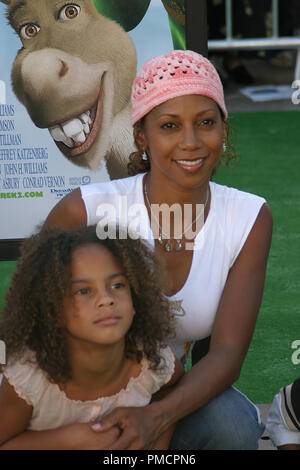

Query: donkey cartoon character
<box><xmin>1</xmin><ymin>0</ymin><xmax>137</xmax><ymax>177</ymax></box>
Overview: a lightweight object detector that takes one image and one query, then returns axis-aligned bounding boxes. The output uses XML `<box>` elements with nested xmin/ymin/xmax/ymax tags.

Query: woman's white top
<box><xmin>81</xmin><ymin>173</ymin><xmax>266</xmax><ymax>360</ymax></box>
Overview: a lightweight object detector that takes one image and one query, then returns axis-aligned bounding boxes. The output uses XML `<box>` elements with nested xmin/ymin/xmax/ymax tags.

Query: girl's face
<box><xmin>63</xmin><ymin>243</ymin><xmax>135</xmax><ymax>348</ymax></box>
<box><xmin>136</xmin><ymin>94</ymin><xmax>226</xmax><ymax>191</ymax></box>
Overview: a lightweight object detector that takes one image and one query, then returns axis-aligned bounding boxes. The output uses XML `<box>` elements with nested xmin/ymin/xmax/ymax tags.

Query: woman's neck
<box><xmin>143</xmin><ymin>173</ymin><xmax>211</xmax><ymax>237</ymax></box>
<box><xmin>144</xmin><ymin>172</ymin><xmax>210</xmax><ymax>207</ymax></box>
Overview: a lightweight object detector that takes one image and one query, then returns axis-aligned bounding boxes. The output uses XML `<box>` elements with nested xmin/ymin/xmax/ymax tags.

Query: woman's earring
<box><xmin>223</xmin><ymin>141</ymin><xmax>227</xmax><ymax>153</ymax></box>
<box><xmin>142</xmin><ymin>151</ymin><xmax>148</xmax><ymax>161</ymax></box>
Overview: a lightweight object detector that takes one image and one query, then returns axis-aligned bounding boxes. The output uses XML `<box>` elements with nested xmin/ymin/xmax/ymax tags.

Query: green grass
<box><xmin>214</xmin><ymin>110</ymin><xmax>300</xmax><ymax>403</ymax></box>
<box><xmin>0</xmin><ymin>261</ymin><xmax>16</xmax><ymax>310</ymax></box>
<box><xmin>0</xmin><ymin>110</ymin><xmax>299</xmax><ymax>403</ymax></box>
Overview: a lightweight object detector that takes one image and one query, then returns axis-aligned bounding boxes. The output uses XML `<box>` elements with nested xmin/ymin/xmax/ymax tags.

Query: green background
<box><xmin>1</xmin><ymin>110</ymin><xmax>299</xmax><ymax>403</ymax></box>
<box><xmin>214</xmin><ymin>110</ymin><xmax>300</xmax><ymax>403</ymax></box>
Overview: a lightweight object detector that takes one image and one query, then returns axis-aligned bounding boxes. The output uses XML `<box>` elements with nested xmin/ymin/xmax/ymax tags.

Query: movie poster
<box><xmin>0</xmin><ymin>0</ymin><xmax>185</xmax><ymax>240</ymax></box>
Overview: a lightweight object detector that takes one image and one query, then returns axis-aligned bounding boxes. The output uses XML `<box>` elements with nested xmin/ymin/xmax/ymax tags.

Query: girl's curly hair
<box><xmin>0</xmin><ymin>225</ymin><xmax>174</xmax><ymax>384</ymax></box>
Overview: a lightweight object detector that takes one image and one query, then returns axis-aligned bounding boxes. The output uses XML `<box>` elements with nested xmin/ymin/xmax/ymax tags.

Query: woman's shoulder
<box><xmin>44</xmin><ymin>173</ymin><xmax>145</xmax><ymax>230</ymax></box>
<box><xmin>210</xmin><ymin>181</ymin><xmax>266</xmax><ymax>205</ymax></box>
<box><xmin>44</xmin><ymin>186</ymin><xmax>87</xmax><ymax>229</ymax></box>
<box><xmin>210</xmin><ymin>181</ymin><xmax>268</xmax><ymax>223</ymax></box>
<box><xmin>80</xmin><ymin>173</ymin><xmax>144</xmax><ymax>199</ymax></box>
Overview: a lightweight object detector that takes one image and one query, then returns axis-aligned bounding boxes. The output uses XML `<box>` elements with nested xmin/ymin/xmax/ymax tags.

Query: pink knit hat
<box><xmin>131</xmin><ymin>50</ymin><xmax>227</xmax><ymax>124</ymax></box>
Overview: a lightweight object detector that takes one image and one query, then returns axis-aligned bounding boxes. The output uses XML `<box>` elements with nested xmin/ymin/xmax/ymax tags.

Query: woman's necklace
<box><xmin>144</xmin><ymin>182</ymin><xmax>210</xmax><ymax>252</ymax></box>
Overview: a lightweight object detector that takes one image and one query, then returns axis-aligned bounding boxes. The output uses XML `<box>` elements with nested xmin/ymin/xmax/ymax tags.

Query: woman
<box><xmin>29</xmin><ymin>50</ymin><xmax>272</xmax><ymax>450</ymax></box>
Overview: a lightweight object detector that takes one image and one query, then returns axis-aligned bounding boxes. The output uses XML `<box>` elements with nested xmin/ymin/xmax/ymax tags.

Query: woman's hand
<box><xmin>92</xmin><ymin>405</ymin><xmax>161</xmax><ymax>450</ymax></box>
<box><xmin>92</xmin><ymin>359</ymin><xmax>184</xmax><ymax>450</ymax></box>
<box><xmin>67</xmin><ymin>422</ymin><xmax>121</xmax><ymax>450</ymax></box>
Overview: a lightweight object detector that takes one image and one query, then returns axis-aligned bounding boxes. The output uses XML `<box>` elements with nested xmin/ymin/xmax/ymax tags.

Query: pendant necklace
<box><xmin>144</xmin><ymin>182</ymin><xmax>210</xmax><ymax>252</ymax></box>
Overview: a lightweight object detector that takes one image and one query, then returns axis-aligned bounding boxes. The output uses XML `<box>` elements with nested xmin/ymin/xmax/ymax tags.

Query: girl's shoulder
<box><xmin>2</xmin><ymin>350</ymin><xmax>48</xmax><ymax>407</ymax></box>
<box><xmin>111</xmin><ymin>346</ymin><xmax>175</xmax><ymax>404</ymax></box>
<box><xmin>135</xmin><ymin>346</ymin><xmax>175</xmax><ymax>392</ymax></box>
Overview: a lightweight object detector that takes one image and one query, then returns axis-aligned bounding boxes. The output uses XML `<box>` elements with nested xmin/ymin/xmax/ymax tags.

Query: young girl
<box><xmin>0</xmin><ymin>225</ymin><xmax>182</xmax><ymax>449</ymax></box>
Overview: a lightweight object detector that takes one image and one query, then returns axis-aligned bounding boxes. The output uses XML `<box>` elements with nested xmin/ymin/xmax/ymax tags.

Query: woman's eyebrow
<box><xmin>158</xmin><ymin>108</ymin><xmax>217</xmax><ymax>118</ymax></box>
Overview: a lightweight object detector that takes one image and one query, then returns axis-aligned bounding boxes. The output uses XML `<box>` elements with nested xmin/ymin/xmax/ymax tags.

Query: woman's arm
<box><xmin>94</xmin><ymin>203</ymin><xmax>273</xmax><ymax>449</ymax></box>
<box><xmin>43</xmin><ymin>187</ymin><xmax>87</xmax><ymax>230</ymax></box>
<box><xmin>150</xmin><ymin>357</ymin><xmax>184</xmax><ymax>450</ymax></box>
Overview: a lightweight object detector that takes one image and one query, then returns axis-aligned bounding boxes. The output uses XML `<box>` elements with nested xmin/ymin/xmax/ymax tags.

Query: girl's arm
<box><xmin>0</xmin><ymin>359</ymin><xmax>181</xmax><ymax>450</ymax></box>
<box><xmin>94</xmin><ymin>203</ymin><xmax>273</xmax><ymax>449</ymax></box>
<box><xmin>0</xmin><ymin>422</ymin><xmax>121</xmax><ymax>450</ymax></box>
<box><xmin>0</xmin><ymin>376</ymin><xmax>32</xmax><ymax>446</ymax></box>
<box><xmin>0</xmin><ymin>376</ymin><xmax>120</xmax><ymax>449</ymax></box>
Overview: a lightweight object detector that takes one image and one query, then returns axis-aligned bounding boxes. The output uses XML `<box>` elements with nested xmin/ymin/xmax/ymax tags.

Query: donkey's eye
<box><xmin>20</xmin><ymin>24</ymin><xmax>40</xmax><ymax>39</ymax></box>
<box><xmin>59</xmin><ymin>4</ymin><xmax>81</xmax><ymax>21</ymax></box>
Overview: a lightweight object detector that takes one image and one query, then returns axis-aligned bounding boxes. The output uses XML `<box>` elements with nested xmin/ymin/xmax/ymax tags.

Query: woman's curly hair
<box><xmin>0</xmin><ymin>225</ymin><xmax>174</xmax><ymax>384</ymax></box>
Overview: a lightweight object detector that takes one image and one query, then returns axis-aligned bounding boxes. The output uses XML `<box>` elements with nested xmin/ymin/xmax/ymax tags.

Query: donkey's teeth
<box><xmin>49</xmin><ymin>109</ymin><xmax>93</xmax><ymax>148</ymax></box>
<box><xmin>79</xmin><ymin>112</ymin><xmax>89</xmax><ymax>124</ymax></box>
<box><xmin>83</xmin><ymin>123</ymin><xmax>90</xmax><ymax>134</ymax></box>
<box><xmin>49</xmin><ymin>125</ymin><xmax>74</xmax><ymax>147</ymax></box>
<box><xmin>64</xmin><ymin>137</ymin><xmax>75</xmax><ymax>148</ymax></box>
<box><xmin>49</xmin><ymin>125</ymin><xmax>65</xmax><ymax>141</ymax></box>
<box><xmin>73</xmin><ymin>131</ymin><xmax>86</xmax><ymax>144</ymax></box>
<box><xmin>61</xmin><ymin>118</ymin><xmax>83</xmax><ymax>138</ymax></box>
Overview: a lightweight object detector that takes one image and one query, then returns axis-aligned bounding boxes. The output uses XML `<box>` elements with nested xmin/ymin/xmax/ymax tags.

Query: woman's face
<box><xmin>136</xmin><ymin>94</ymin><xmax>226</xmax><ymax>191</ymax></box>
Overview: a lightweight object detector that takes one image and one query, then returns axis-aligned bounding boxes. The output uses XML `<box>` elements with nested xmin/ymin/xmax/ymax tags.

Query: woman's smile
<box><xmin>174</xmin><ymin>156</ymin><xmax>207</xmax><ymax>172</ymax></box>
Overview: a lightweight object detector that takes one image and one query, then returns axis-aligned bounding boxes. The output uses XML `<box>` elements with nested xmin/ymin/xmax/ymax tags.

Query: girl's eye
<box><xmin>20</xmin><ymin>24</ymin><xmax>40</xmax><ymax>39</ymax></box>
<box><xmin>59</xmin><ymin>4</ymin><xmax>81</xmax><ymax>20</ymax></box>
<box><xmin>75</xmin><ymin>287</ymin><xmax>90</xmax><ymax>295</ymax></box>
<box><xmin>112</xmin><ymin>282</ymin><xmax>125</xmax><ymax>290</ymax></box>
